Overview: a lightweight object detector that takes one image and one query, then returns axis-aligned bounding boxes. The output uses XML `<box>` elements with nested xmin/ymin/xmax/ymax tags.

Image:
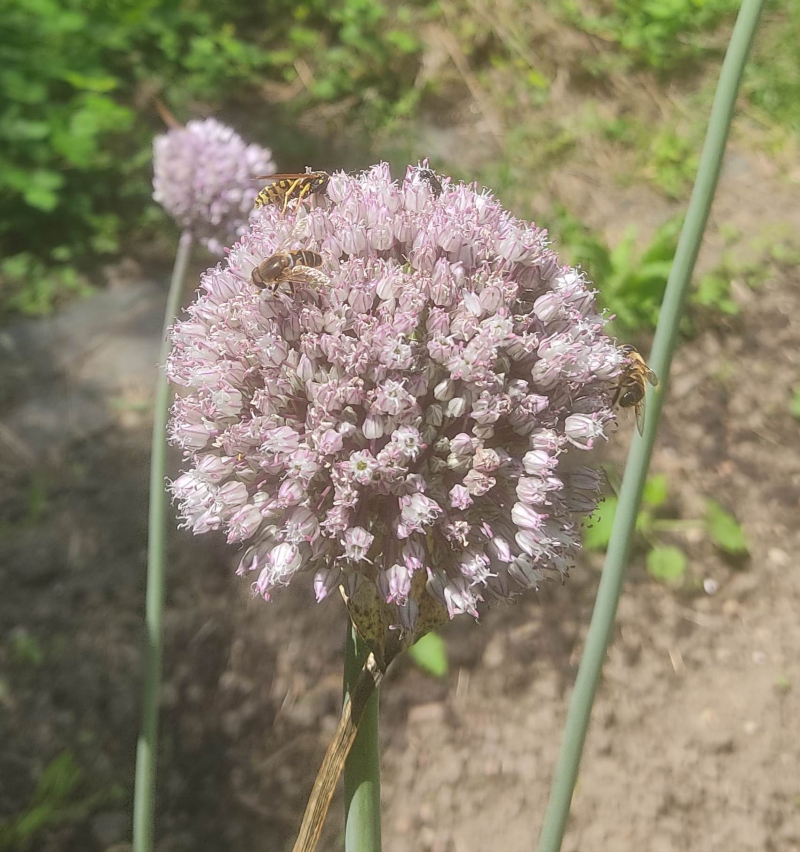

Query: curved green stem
<box><xmin>344</xmin><ymin>620</ymin><xmax>382</xmax><ymax>852</ymax></box>
<box><xmin>536</xmin><ymin>2</ymin><xmax>764</xmax><ymax>850</ymax></box>
<box><xmin>133</xmin><ymin>229</ymin><xmax>193</xmax><ymax>852</ymax></box>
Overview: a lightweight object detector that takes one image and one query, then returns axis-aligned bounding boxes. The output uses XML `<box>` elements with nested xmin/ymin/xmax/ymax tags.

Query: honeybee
<box><xmin>416</xmin><ymin>167</ymin><xmax>443</xmax><ymax>197</ymax></box>
<box><xmin>253</xmin><ymin>171</ymin><xmax>330</xmax><ymax>214</ymax></box>
<box><xmin>251</xmin><ymin>249</ymin><xmax>327</xmax><ymax>292</ymax></box>
<box><xmin>613</xmin><ymin>344</ymin><xmax>658</xmax><ymax>436</ymax></box>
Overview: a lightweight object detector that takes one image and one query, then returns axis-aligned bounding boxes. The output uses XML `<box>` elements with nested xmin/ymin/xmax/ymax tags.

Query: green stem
<box><xmin>133</xmin><ymin>229</ymin><xmax>193</xmax><ymax>852</ymax></box>
<box><xmin>536</xmin><ymin>3</ymin><xmax>764</xmax><ymax>850</ymax></box>
<box><xmin>344</xmin><ymin>620</ymin><xmax>382</xmax><ymax>852</ymax></box>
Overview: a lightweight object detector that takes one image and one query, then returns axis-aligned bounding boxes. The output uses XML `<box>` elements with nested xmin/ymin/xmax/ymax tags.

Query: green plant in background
<box><xmin>0</xmin><ymin>0</ymin><xmax>437</xmax><ymax>318</ymax></box>
<box><xmin>584</xmin><ymin>473</ymin><xmax>749</xmax><ymax>584</ymax></box>
<box><xmin>647</xmin><ymin>128</ymin><xmax>701</xmax><ymax>198</ymax></box>
<box><xmin>790</xmin><ymin>387</ymin><xmax>800</xmax><ymax>419</ymax></box>
<box><xmin>0</xmin><ymin>252</ymin><xmax>93</xmax><ymax>319</ymax></box>
<box><xmin>587</xmin><ymin>219</ymin><xmax>680</xmax><ymax>332</ymax></box>
<box><xmin>1</xmin><ymin>0</ymin><xmax>797</xmax><ymax>324</ymax></box>
<box><xmin>705</xmin><ymin>499</ymin><xmax>749</xmax><ymax>554</ymax></box>
<box><xmin>556</xmin><ymin>0</ymin><xmax>739</xmax><ymax>72</ymax></box>
<box><xmin>550</xmin><ymin>208</ymin><xmax>753</xmax><ymax>331</ymax></box>
<box><xmin>584</xmin><ymin>474</ymin><xmax>689</xmax><ymax>585</ymax></box>
<box><xmin>7</xmin><ymin>629</ymin><xmax>45</xmax><ymax>667</ymax></box>
<box><xmin>408</xmin><ymin>632</ymin><xmax>449</xmax><ymax>678</ymax></box>
<box><xmin>691</xmin><ymin>265</ymin><xmax>740</xmax><ymax>315</ymax></box>
<box><xmin>742</xmin><ymin>0</ymin><xmax>800</xmax><ymax>132</ymax></box>
<box><xmin>0</xmin><ymin>752</ymin><xmax>121</xmax><ymax>852</ymax></box>
<box><xmin>548</xmin><ymin>208</ymin><xmax>680</xmax><ymax>335</ymax></box>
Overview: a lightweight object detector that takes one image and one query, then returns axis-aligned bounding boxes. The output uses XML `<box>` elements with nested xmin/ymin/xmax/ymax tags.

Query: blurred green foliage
<box><xmin>0</xmin><ymin>0</ymin><xmax>433</xmax><ymax>316</ymax></box>
<box><xmin>743</xmin><ymin>0</ymin><xmax>800</xmax><ymax>132</ymax></box>
<box><xmin>0</xmin><ymin>752</ymin><xmax>122</xmax><ymax>851</ymax></box>
<box><xmin>583</xmin><ymin>473</ymin><xmax>672</xmax><ymax>553</ymax></box>
<box><xmin>548</xmin><ymin>208</ymin><xmax>681</xmax><ymax>335</ymax></box>
<box><xmin>8</xmin><ymin>629</ymin><xmax>45</xmax><ymax>667</ymax></box>
<box><xmin>646</xmin><ymin>128</ymin><xmax>701</xmax><ymax>199</ymax></box>
<box><xmin>705</xmin><ymin>500</ymin><xmax>749</xmax><ymax>555</ymax></box>
<box><xmin>408</xmin><ymin>631</ymin><xmax>449</xmax><ymax>678</ymax></box>
<box><xmin>1</xmin><ymin>0</ymin><xmax>798</xmax><ymax>322</ymax></box>
<box><xmin>0</xmin><ymin>252</ymin><xmax>93</xmax><ymax>318</ymax></box>
<box><xmin>550</xmin><ymin>207</ymin><xmax>754</xmax><ymax>333</ymax></box>
<box><xmin>556</xmin><ymin>0</ymin><xmax>738</xmax><ymax>72</ymax></box>
<box><xmin>645</xmin><ymin>544</ymin><xmax>688</xmax><ymax>585</ymax></box>
<box><xmin>584</xmin><ymin>472</ymin><xmax>749</xmax><ymax>585</ymax></box>
<box><xmin>790</xmin><ymin>387</ymin><xmax>800</xmax><ymax>420</ymax></box>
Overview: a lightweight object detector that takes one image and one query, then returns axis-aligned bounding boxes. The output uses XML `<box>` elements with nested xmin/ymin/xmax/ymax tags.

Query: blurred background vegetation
<box><xmin>1</xmin><ymin>0</ymin><xmax>798</xmax><ymax>326</ymax></box>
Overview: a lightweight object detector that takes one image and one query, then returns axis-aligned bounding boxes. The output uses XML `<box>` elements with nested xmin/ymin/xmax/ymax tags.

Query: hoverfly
<box><xmin>613</xmin><ymin>344</ymin><xmax>658</xmax><ymax>436</ymax></box>
<box><xmin>251</xmin><ymin>249</ymin><xmax>327</xmax><ymax>292</ymax></box>
<box><xmin>253</xmin><ymin>171</ymin><xmax>330</xmax><ymax>215</ymax></box>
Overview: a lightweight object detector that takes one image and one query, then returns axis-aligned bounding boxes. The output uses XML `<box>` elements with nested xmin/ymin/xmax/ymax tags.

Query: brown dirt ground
<box><xmin>2</xmin><ymin>139</ymin><xmax>800</xmax><ymax>852</ymax></box>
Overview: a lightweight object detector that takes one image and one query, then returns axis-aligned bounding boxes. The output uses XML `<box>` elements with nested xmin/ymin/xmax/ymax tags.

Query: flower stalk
<box><xmin>133</xmin><ymin>229</ymin><xmax>193</xmax><ymax>852</ymax></box>
<box><xmin>344</xmin><ymin>620</ymin><xmax>383</xmax><ymax>852</ymax></box>
<box><xmin>536</xmin><ymin>1</ymin><xmax>766</xmax><ymax>850</ymax></box>
<box><xmin>290</xmin><ymin>622</ymin><xmax>383</xmax><ymax>852</ymax></box>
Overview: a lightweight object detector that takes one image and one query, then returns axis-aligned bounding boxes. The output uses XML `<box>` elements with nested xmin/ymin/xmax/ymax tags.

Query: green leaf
<box><xmin>408</xmin><ymin>632</ymin><xmax>448</xmax><ymax>678</ymax></box>
<box><xmin>705</xmin><ymin>501</ymin><xmax>749</xmax><ymax>555</ymax></box>
<box><xmin>62</xmin><ymin>72</ymin><xmax>119</xmax><ymax>92</ymax></box>
<box><xmin>0</xmin><ymin>118</ymin><xmax>51</xmax><ymax>141</ymax></box>
<box><xmin>22</xmin><ymin>170</ymin><xmax>64</xmax><ymax>211</ymax></box>
<box><xmin>789</xmin><ymin>387</ymin><xmax>800</xmax><ymax>420</ymax></box>
<box><xmin>634</xmin><ymin>507</ymin><xmax>654</xmax><ymax>536</ymax></box>
<box><xmin>637</xmin><ymin>260</ymin><xmax>674</xmax><ymax>281</ymax></box>
<box><xmin>583</xmin><ymin>496</ymin><xmax>617</xmax><ymax>551</ymax></box>
<box><xmin>385</xmin><ymin>29</ymin><xmax>419</xmax><ymax>53</ymax></box>
<box><xmin>646</xmin><ymin>545</ymin><xmax>687</xmax><ymax>584</ymax></box>
<box><xmin>642</xmin><ymin>474</ymin><xmax>668</xmax><ymax>508</ymax></box>
<box><xmin>9</xmin><ymin>629</ymin><xmax>44</xmax><ymax>666</ymax></box>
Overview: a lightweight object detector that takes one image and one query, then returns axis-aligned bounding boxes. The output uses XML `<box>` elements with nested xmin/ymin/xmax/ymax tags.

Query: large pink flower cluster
<box><xmin>167</xmin><ymin>163</ymin><xmax>623</xmax><ymax>628</ymax></box>
<box><xmin>152</xmin><ymin>117</ymin><xmax>275</xmax><ymax>254</ymax></box>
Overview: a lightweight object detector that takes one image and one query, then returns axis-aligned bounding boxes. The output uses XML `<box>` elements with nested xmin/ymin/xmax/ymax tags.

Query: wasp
<box><xmin>253</xmin><ymin>171</ymin><xmax>330</xmax><ymax>214</ymax></box>
<box><xmin>416</xmin><ymin>167</ymin><xmax>443</xmax><ymax>197</ymax></box>
<box><xmin>251</xmin><ymin>250</ymin><xmax>327</xmax><ymax>292</ymax></box>
<box><xmin>613</xmin><ymin>344</ymin><xmax>658</xmax><ymax>436</ymax></box>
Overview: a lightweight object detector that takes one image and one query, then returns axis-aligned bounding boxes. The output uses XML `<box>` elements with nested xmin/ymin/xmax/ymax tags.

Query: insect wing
<box><xmin>645</xmin><ymin>366</ymin><xmax>659</xmax><ymax>387</ymax></box>
<box><xmin>252</xmin><ymin>172</ymin><xmax>310</xmax><ymax>182</ymax></box>
<box><xmin>282</xmin><ymin>266</ymin><xmax>330</xmax><ymax>289</ymax></box>
<box><xmin>634</xmin><ymin>399</ymin><xmax>646</xmax><ymax>436</ymax></box>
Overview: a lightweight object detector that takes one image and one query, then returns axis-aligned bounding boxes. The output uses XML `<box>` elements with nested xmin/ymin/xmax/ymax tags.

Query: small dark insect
<box><xmin>251</xmin><ymin>250</ymin><xmax>326</xmax><ymax>292</ymax></box>
<box><xmin>613</xmin><ymin>344</ymin><xmax>658</xmax><ymax>436</ymax></box>
<box><xmin>253</xmin><ymin>171</ymin><xmax>330</xmax><ymax>214</ymax></box>
<box><xmin>416</xmin><ymin>167</ymin><xmax>443</xmax><ymax>197</ymax></box>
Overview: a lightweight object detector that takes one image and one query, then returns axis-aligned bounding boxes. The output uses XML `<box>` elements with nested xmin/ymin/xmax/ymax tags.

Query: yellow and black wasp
<box><xmin>253</xmin><ymin>171</ymin><xmax>330</xmax><ymax>215</ymax></box>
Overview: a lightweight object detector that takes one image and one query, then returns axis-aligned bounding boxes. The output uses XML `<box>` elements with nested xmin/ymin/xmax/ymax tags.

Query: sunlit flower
<box><xmin>167</xmin><ymin>163</ymin><xmax>623</xmax><ymax>629</ymax></box>
<box><xmin>153</xmin><ymin>117</ymin><xmax>275</xmax><ymax>254</ymax></box>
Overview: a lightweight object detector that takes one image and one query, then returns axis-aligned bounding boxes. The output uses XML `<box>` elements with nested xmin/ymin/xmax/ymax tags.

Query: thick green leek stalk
<box><xmin>536</xmin><ymin>2</ymin><xmax>765</xmax><ymax>849</ymax></box>
<box><xmin>133</xmin><ymin>229</ymin><xmax>193</xmax><ymax>852</ymax></box>
<box><xmin>343</xmin><ymin>620</ymin><xmax>382</xmax><ymax>852</ymax></box>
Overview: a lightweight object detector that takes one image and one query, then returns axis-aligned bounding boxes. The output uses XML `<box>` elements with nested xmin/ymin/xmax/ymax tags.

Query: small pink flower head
<box><xmin>167</xmin><ymin>162</ymin><xmax>623</xmax><ymax>632</ymax></box>
<box><xmin>152</xmin><ymin>117</ymin><xmax>275</xmax><ymax>254</ymax></box>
